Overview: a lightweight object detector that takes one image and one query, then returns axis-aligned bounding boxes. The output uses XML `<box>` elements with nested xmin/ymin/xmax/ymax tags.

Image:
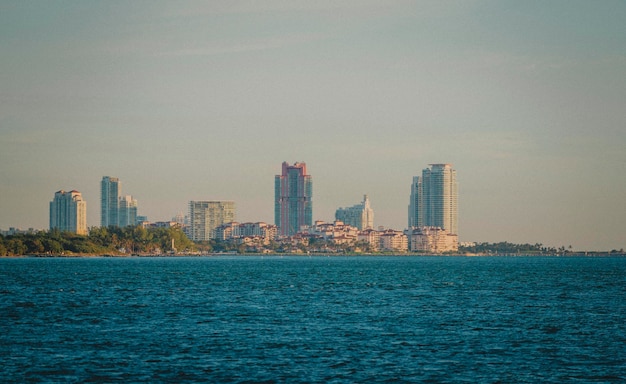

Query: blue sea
<box><xmin>1</xmin><ymin>256</ymin><xmax>625</xmax><ymax>383</ymax></box>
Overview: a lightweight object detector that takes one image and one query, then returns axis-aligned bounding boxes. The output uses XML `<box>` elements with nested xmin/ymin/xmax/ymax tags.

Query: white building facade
<box><xmin>335</xmin><ymin>195</ymin><xmax>374</xmax><ymax>230</ymax></box>
<box><xmin>303</xmin><ymin>220</ymin><xmax>359</xmax><ymax>244</ymax></box>
<box><xmin>101</xmin><ymin>176</ymin><xmax>120</xmax><ymax>227</ymax></box>
<box><xmin>215</xmin><ymin>222</ymin><xmax>278</xmax><ymax>245</ymax></box>
<box><xmin>189</xmin><ymin>201</ymin><xmax>236</xmax><ymax>241</ymax></box>
<box><xmin>379</xmin><ymin>230</ymin><xmax>408</xmax><ymax>252</ymax></box>
<box><xmin>408</xmin><ymin>164</ymin><xmax>458</xmax><ymax>236</ymax></box>
<box><xmin>118</xmin><ymin>195</ymin><xmax>138</xmax><ymax>227</ymax></box>
<box><xmin>50</xmin><ymin>190</ymin><xmax>87</xmax><ymax>235</ymax></box>
<box><xmin>409</xmin><ymin>226</ymin><xmax>458</xmax><ymax>253</ymax></box>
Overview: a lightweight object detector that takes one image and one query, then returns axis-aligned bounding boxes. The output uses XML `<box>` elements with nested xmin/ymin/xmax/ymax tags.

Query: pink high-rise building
<box><xmin>274</xmin><ymin>162</ymin><xmax>313</xmax><ymax>236</ymax></box>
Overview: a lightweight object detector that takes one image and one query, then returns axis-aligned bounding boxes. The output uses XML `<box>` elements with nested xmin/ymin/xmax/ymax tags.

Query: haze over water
<box><xmin>2</xmin><ymin>256</ymin><xmax>624</xmax><ymax>382</ymax></box>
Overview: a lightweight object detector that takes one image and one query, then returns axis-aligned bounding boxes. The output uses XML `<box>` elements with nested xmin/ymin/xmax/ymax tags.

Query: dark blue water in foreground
<box><xmin>1</xmin><ymin>256</ymin><xmax>625</xmax><ymax>383</ymax></box>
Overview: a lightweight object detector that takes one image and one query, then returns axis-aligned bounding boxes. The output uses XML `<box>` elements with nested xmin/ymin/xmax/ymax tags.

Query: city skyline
<box><xmin>1</xmin><ymin>2</ymin><xmax>625</xmax><ymax>250</ymax></box>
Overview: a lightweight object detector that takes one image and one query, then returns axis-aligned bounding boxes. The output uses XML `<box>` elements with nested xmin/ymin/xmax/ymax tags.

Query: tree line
<box><xmin>0</xmin><ymin>226</ymin><xmax>195</xmax><ymax>256</ymax></box>
<box><xmin>460</xmin><ymin>242</ymin><xmax>568</xmax><ymax>254</ymax></box>
<box><xmin>2</xmin><ymin>230</ymin><xmax>621</xmax><ymax>256</ymax></box>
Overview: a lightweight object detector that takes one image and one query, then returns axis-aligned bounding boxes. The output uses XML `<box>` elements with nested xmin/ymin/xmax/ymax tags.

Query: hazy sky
<box><xmin>1</xmin><ymin>1</ymin><xmax>625</xmax><ymax>250</ymax></box>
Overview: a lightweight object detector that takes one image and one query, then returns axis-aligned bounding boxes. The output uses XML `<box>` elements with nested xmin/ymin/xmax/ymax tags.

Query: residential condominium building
<box><xmin>335</xmin><ymin>195</ymin><xmax>374</xmax><ymax>230</ymax></box>
<box><xmin>101</xmin><ymin>176</ymin><xmax>120</xmax><ymax>227</ymax></box>
<box><xmin>302</xmin><ymin>220</ymin><xmax>359</xmax><ymax>244</ymax></box>
<box><xmin>101</xmin><ymin>176</ymin><xmax>140</xmax><ymax>228</ymax></box>
<box><xmin>189</xmin><ymin>201</ymin><xmax>236</xmax><ymax>241</ymax></box>
<box><xmin>408</xmin><ymin>164</ymin><xmax>458</xmax><ymax>235</ymax></box>
<box><xmin>215</xmin><ymin>222</ymin><xmax>278</xmax><ymax>245</ymax></box>
<box><xmin>379</xmin><ymin>230</ymin><xmax>408</xmax><ymax>252</ymax></box>
<box><xmin>408</xmin><ymin>226</ymin><xmax>459</xmax><ymax>253</ymax></box>
<box><xmin>118</xmin><ymin>195</ymin><xmax>138</xmax><ymax>227</ymax></box>
<box><xmin>275</xmin><ymin>161</ymin><xmax>313</xmax><ymax>237</ymax></box>
<box><xmin>357</xmin><ymin>229</ymin><xmax>381</xmax><ymax>252</ymax></box>
<box><xmin>50</xmin><ymin>190</ymin><xmax>87</xmax><ymax>235</ymax></box>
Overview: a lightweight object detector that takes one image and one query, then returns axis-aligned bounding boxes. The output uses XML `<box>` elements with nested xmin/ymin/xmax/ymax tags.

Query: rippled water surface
<box><xmin>1</xmin><ymin>256</ymin><xmax>625</xmax><ymax>382</ymax></box>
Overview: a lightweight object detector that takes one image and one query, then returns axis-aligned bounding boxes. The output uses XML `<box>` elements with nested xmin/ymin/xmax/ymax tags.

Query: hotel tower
<box><xmin>408</xmin><ymin>164</ymin><xmax>458</xmax><ymax>235</ymax></box>
<box><xmin>275</xmin><ymin>161</ymin><xmax>313</xmax><ymax>236</ymax></box>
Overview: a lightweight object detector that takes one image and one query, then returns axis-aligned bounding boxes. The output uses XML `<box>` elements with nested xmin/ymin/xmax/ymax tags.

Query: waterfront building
<box><xmin>215</xmin><ymin>222</ymin><xmax>239</xmax><ymax>241</ymax></box>
<box><xmin>101</xmin><ymin>176</ymin><xmax>141</xmax><ymax>228</ymax></box>
<box><xmin>408</xmin><ymin>164</ymin><xmax>458</xmax><ymax>235</ymax></box>
<box><xmin>408</xmin><ymin>226</ymin><xmax>459</xmax><ymax>253</ymax></box>
<box><xmin>238</xmin><ymin>222</ymin><xmax>278</xmax><ymax>240</ymax></box>
<box><xmin>275</xmin><ymin>161</ymin><xmax>313</xmax><ymax>236</ymax></box>
<box><xmin>335</xmin><ymin>195</ymin><xmax>374</xmax><ymax>230</ymax></box>
<box><xmin>101</xmin><ymin>176</ymin><xmax>120</xmax><ymax>227</ymax></box>
<box><xmin>303</xmin><ymin>220</ymin><xmax>359</xmax><ymax>245</ymax></box>
<box><xmin>118</xmin><ymin>195</ymin><xmax>138</xmax><ymax>227</ymax></box>
<box><xmin>357</xmin><ymin>229</ymin><xmax>381</xmax><ymax>252</ymax></box>
<box><xmin>188</xmin><ymin>201</ymin><xmax>236</xmax><ymax>241</ymax></box>
<box><xmin>379</xmin><ymin>230</ymin><xmax>408</xmax><ymax>252</ymax></box>
<box><xmin>50</xmin><ymin>190</ymin><xmax>87</xmax><ymax>235</ymax></box>
<box><xmin>215</xmin><ymin>222</ymin><xmax>278</xmax><ymax>245</ymax></box>
<box><xmin>408</xmin><ymin>176</ymin><xmax>423</xmax><ymax>228</ymax></box>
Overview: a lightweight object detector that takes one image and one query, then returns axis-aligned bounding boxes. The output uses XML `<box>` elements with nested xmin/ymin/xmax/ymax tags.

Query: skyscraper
<box><xmin>188</xmin><ymin>201</ymin><xmax>236</xmax><ymax>241</ymax></box>
<box><xmin>335</xmin><ymin>195</ymin><xmax>374</xmax><ymax>230</ymax></box>
<box><xmin>118</xmin><ymin>195</ymin><xmax>138</xmax><ymax>227</ymax></box>
<box><xmin>101</xmin><ymin>176</ymin><xmax>140</xmax><ymax>228</ymax></box>
<box><xmin>408</xmin><ymin>164</ymin><xmax>458</xmax><ymax>235</ymax></box>
<box><xmin>101</xmin><ymin>176</ymin><xmax>120</xmax><ymax>227</ymax></box>
<box><xmin>408</xmin><ymin>176</ymin><xmax>423</xmax><ymax>228</ymax></box>
<box><xmin>275</xmin><ymin>161</ymin><xmax>313</xmax><ymax>236</ymax></box>
<box><xmin>50</xmin><ymin>190</ymin><xmax>87</xmax><ymax>235</ymax></box>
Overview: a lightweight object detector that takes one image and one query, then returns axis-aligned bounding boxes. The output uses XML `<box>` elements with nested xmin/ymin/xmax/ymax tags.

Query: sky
<box><xmin>1</xmin><ymin>0</ymin><xmax>625</xmax><ymax>251</ymax></box>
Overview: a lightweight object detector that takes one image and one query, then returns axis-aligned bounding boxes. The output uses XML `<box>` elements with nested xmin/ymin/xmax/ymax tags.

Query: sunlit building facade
<box><xmin>189</xmin><ymin>201</ymin><xmax>236</xmax><ymax>241</ymax></box>
<box><xmin>101</xmin><ymin>176</ymin><xmax>141</xmax><ymax>228</ymax></box>
<box><xmin>408</xmin><ymin>226</ymin><xmax>458</xmax><ymax>253</ymax></box>
<box><xmin>214</xmin><ymin>222</ymin><xmax>278</xmax><ymax>245</ymax></box>
<box><xmin>408</xmin><ymin>164</ymin><xmax>458</xmax><ymax>235</ymax></box>
<box><xmin>379</xmin><ymin>230</ymin><xmax>408</xmax><ymax>252</ymax></box>
<box><xmin>50</xmin><ymin>190</ymin><xmax>87</xmax><ymax>235</ymax></box>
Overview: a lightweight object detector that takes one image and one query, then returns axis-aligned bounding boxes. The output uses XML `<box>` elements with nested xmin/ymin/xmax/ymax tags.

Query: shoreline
<box><xmin>4</xmin><ymin>252</ymin><xmax>625</xmax><ymax>258</ymax></box>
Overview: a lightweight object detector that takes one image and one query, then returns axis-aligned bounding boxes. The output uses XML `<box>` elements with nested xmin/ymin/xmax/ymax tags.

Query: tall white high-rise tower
<box><xmin>408</xmin><ymin>164</ymin><xmax>458</xmax><ymax>235</ymax></box>
<box><xmin>101</xmin><ymin>176</ymin><xmax>120</xmax><ymax>227</ymax></box>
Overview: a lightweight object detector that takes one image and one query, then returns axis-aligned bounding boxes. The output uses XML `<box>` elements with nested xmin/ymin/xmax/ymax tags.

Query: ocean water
<box><xmin>1</xmin><ymin>256</ymin><xmax>625</xmax><ymax>383</ymax></box>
